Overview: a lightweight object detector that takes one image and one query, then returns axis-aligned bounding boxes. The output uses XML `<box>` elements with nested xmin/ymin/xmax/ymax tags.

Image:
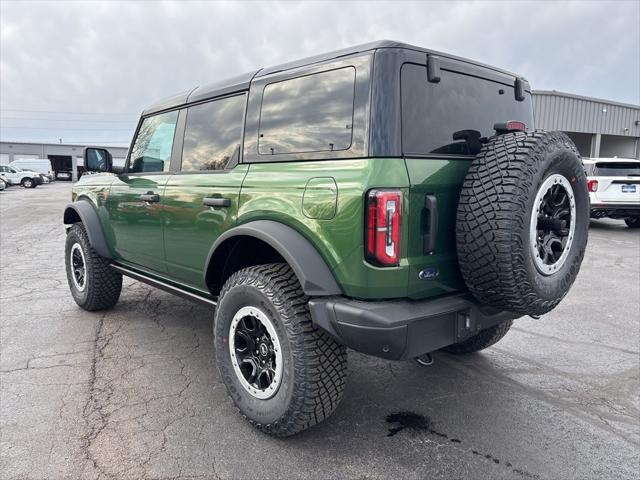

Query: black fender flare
<box><xmin>206</xmin><ymin>220</ymin><xmax>341</xmax><ymax>296</ymax></box>
<box><xmin>63</xmin><ymin>201</ymin><xmax>112</xmax><ymax>259</ymax></box>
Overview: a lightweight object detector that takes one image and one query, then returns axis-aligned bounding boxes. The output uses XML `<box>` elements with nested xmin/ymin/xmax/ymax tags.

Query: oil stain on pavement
<box><xmin>385</xmin><ymin>411</ymin><xmax>539</xmax><ymax>479</ymax></box>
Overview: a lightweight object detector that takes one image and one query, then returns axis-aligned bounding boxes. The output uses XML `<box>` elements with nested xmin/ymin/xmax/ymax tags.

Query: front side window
<box><xmin>401</xmin><ymin>63</ymin><xmax>534</xmax><ymax>156</ymax></box>
<box><xmin>181</xmin><ymin>95</ymin><xmax>245</xmax><ymax>171</ymax></box>
<box><xmin>129</xmin><ymin>110</ymin><xmax>178</xmax><ymax>173</ymax></box>
<box><xmin>258</xmin><ymin>67</ymin><xmax>356</xmax><ymax>155</ymax></box>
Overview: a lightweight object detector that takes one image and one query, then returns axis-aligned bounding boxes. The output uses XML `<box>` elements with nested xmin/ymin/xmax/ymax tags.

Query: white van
<box><xmin>9</xmin><ymin>158</ymin><xmax>54</xmax><ymax>182</ymax></box>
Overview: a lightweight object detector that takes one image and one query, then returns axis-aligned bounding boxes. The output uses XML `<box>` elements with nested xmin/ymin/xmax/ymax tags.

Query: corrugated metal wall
<box><xmin>532</xmin><ymin>91</ymin><xmax>640</xmax><ymax>136</ymax></box>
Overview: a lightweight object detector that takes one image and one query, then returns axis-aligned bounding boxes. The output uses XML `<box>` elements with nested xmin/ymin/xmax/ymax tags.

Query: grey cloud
<box><xmin>1</xmin><ymin>0</ymin><xmax>638</xmax><ymax>146</ymax></box>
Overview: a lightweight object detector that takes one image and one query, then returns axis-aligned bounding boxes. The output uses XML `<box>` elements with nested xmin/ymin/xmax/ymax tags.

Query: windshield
<box><xmin>595</xmin><ymin>162</ymin><xmax>640</xmax><ymax>177</ymax></box>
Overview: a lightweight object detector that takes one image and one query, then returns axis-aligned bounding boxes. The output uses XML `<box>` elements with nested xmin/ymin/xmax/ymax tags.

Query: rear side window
<box><xmin>401</xmin><ymin>63</ymin><xmax>534</xmax><ymax>156</ymax></box>
<box><xmin>594</xmin><ymin>162</ymin><xmax>640</xmax><ymax>176</ymax></box>
<box><xmin>258</xmin><ymin>67</ymin><xmax>355</xmax><ymax>155</ymax></box>
<box><xmin>181</xmin><ymin>94</ymin><xmax>245</xmax><ymax>171</ymax></box>
<box><xmin>129</xmin><ymin>111</ymin><xmax>179</xmax><ymax>173</ymax></box>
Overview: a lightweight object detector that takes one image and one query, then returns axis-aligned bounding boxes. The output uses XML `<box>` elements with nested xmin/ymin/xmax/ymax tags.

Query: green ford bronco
<box><xmin>64</xmin><ymin>41</ymin><xmax>589</xmax><ymax>436</ymax></box>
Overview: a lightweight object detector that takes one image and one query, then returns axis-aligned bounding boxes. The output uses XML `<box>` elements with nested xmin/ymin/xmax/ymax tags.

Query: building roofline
<box><xmin>533</xmin><ymin>90</ymin><xmax>640</xmax><ymax>110</ymax></box>
<box><xmin>0</xmin><ymin>140</ymin><xmax>128</xmax><ymax>149</ymax></box>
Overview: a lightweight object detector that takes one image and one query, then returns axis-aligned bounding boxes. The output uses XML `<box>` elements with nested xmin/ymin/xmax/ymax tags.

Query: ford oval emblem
<box><xmin>419</xmin><ymin>268</ymin><xmax>439</xmax><ymax>280</ymax></box>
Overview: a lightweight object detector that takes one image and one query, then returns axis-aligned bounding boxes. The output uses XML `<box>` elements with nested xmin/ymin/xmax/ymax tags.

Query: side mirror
<box><xmin>84</xmin><ymin>147</ymin><xmax>113</xmax><ymax>173</ymax></box>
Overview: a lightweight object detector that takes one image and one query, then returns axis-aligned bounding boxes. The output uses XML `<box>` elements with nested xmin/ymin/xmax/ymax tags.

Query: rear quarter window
<box><xmin>258</xmin><ymin>67</ymin><xmax>356</xmax><ymax>155</ymax></box>
<box><xmin>401</xmin><ymin>63</ymin><xmax>534</xmax><ymax>156</ymax></box>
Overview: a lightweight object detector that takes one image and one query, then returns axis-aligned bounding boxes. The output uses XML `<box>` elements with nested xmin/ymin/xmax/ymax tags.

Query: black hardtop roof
<box><xmin>142</xmin><ymin>40</ymin><xmax>525</xmax><ymax>115</ymax></box>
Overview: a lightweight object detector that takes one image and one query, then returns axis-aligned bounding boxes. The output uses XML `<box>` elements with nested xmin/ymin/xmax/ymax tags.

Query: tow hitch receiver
<box><xmin>415</xmin><ymin>353</ymin><xmax>434</xmax><ymax>366</ymax></box>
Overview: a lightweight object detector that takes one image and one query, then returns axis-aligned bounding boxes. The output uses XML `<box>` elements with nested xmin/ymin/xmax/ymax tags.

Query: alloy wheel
<box><xmin>70</xmin><ymin>243</ymin><xmax>87</xmax><ymax>291</ymax></box>
<box><xmin>529</xmin><ymin>174</ymin><xmax>576</xmax><ymax>275</ymax></box>
<box><xmin>229</xmin><ymin>306</ymin><xmax>283</xmax><ymax>400</ymax></box>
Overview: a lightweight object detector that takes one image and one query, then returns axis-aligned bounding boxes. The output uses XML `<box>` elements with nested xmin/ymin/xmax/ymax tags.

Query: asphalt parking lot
<box><xmin>1</xmin><ymin>182</ymin><xmax>639</xmax><ymax>480</ymax></box>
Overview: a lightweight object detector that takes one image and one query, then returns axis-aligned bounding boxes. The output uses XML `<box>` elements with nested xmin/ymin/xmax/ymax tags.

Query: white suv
<box><xmin>0</xmin><ymin>165</ymin><xmax>43</xmax><ymax>188</ymax></box>
<box><xmin>583</xmin><ymin>158</ymin><xmax>640</xmax><ymax>228</ymax></box>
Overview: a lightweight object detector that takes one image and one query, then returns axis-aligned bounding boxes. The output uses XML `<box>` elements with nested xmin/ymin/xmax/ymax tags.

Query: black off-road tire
<box><xmin>443</xmin><ymin>319</ymin><xmax>513</xmax><ymax>354</ymax></box>
<box><xmin>624</xmin><ymin>217</ymin><xmax>640</xmax><ymax>228</ymax></box>
<box><xmin>456</xmin><ymin>131</ymin><xmax>589</xmax><ymax>316</ymax></box>
<box><xmin>214</xmin><ymin>263</ymin><xmax>347</xmax><ymax>437</ymax></box>
<box><xmin>65</xmin><ymin>223</ymin><xmax>122</xmax><ymax>311</ymax></box>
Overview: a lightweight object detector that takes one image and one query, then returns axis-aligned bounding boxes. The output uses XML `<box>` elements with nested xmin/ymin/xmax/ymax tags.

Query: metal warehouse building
<box><xmin>0</xmin><ymin>142</ymin><xmax>128</xmax><ymax>181</ymax></box>
<box><xmin>532</xmin><ymin>90</ymin><xmax>640</xmax><ymax>159</ymax></box>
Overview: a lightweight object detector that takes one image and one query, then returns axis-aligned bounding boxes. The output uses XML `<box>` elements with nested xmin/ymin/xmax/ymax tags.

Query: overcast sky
<box><xmin>1</xmin><ymin>0</ymin><xmax>639</xmax><ymax>147</ymax></box>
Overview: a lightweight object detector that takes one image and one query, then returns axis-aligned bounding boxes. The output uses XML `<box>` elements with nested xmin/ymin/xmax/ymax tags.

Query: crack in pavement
<box><xmin>80</xmin><ymin>311</ymin><xmax>112</xmax><ymax>479</ymax></box>
<box><xmin>511</xmin><ymin>327</ymin><xmax>640</xmax><ymax>356</ymax></box>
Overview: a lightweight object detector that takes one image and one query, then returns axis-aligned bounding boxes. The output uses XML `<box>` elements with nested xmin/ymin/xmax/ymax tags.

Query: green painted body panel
<box><xmin>238</xmin><ymin>157</ymin><xmax>469</xmax><ymax>300</ymax></box>
<box><xmin>71</xmin><ymin>173</ymin><xmax>116</xmax><ymax>253</ymax></box>
<box><xmin>238</xmin><ymin>159</ymin><xmax>410</xmax><ymax>299</ymax></box>
<box><xmin>71</xmin><ymin>157</ymin><xmax>470</xmax><ymax>301</ymax></box>
<box><xmin>107</xmin><ymin>174</ymin><xmax>172</xmax><ymax>273</ymax></box>
<box><xmin>162</xmin><ymin>166</ymin><xmax>249</xmax><ymax>289</ymax></box>
<box><xmin>404</xmin><ymin>157</ymin><xmax>472</xmax><ymax>298</ymax></box>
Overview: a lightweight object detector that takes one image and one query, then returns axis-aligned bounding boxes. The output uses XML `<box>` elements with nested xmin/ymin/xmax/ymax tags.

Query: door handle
<box><xmin>423</xmin><ymin>194</ymin><xmax>438</xmax><ymax>254</ymax></box>
<box><xmin>140</xmin><ymin>193</ymin><xmax>160</xmax><ymax>203</ymax></box>
<box><xmin>203</xmin><ymin>197</ymin><xmax>231</xmax><ymax>208</ymax></box>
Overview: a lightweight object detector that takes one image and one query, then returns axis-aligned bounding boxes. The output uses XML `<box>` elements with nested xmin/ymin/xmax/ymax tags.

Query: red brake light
<box><xmin>365</xmin><ymin>189</ymin><xmax>402</xmax><ymax>266</ymax></box>
<box><xmin>494</xmin><ymin>121</ymin><xmax>527</xmax><ymax>134</ymax></box>
<box><xmin>505</xmin><ymin>121</ymin><xmax>526</xmax><ymax>131</ymax></box>
<box><xmin>587</xmin><ymin>179</ymin><xmax>598</xmax><ymax>192</ymax></box>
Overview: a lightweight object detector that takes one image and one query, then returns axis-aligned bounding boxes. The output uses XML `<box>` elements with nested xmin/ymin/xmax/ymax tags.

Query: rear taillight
<box><xmin>494</xmin><ymin>121</ymin><xmax>527</xmax><ymax>134</ymax></box>
<box><xmin>365</xmin><ymin>189</ymin><xmax>402</xmax><ymax>266</ymax></box>
<box><xmin>587</xmin><ymin>179</ymin><xmax>598</xmax><ymax>192</ymax></box>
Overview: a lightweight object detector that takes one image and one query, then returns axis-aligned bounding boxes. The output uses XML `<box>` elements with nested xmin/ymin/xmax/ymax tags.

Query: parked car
<box><xmin>0</xmin><ymin>165</ymin><xmax>43</xmax><ymax>188</ymax></box>
<box><xmin>64</xmin><ymin>41</ymin><xmax>589</xmax><ymax>436</ymax></box>
<box><xmin>9</xmin><ymin>158</ymin><xmax>54</xmax><ymax>182</ymax></box>
<box><xmin>583</xmin><ymin>158</ymin><xmax>640</xmax><ymax>228</ymax></box>
<box><xmin>56</xmin><ymin>171</ymin><xmax>72</xmax><ymax>181</ymax></box>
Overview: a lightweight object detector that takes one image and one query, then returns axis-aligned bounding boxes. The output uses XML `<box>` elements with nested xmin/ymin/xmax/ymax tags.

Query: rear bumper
<box><xmin>590</xmin><ymin>203</ymin><xmax>640</xmax><ymax>218</ymax></box>
<box><xmin>309</xmin><ymin>293</ymin><xmax>517</xmax><ymax>360</ymax></box>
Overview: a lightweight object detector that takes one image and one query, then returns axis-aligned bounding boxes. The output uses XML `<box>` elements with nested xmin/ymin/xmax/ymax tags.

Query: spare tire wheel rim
<box><xmin>229</xmin><ymin>306</ymin><xmax>283</xmax><ymax>400</ymax></box>
<box><xmin>529</xmin><ymin>173</ymin><xmax>576</xmax><ymax>276</ymax></box>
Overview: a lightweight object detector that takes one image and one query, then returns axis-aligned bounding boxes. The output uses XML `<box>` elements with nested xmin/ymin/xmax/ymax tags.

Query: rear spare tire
<box><xmin>456</xmin><ymin>131</ymin><xmax>589</xmax><ymax>316</ymax></box>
